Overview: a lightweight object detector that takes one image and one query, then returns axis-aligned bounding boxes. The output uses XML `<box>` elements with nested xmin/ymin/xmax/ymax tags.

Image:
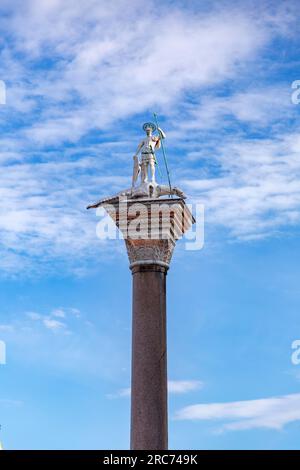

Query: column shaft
<box><xmin>130</xmin><ymin>264</ymin><xmax>168</xmax><ymax>450</ymax></box>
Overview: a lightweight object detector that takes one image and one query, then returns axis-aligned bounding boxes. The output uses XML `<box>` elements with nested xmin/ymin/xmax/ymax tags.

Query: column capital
<box><xmin>103</xmin><ymin>197</ymin><xmax>194</xmax><ymax>269</ymax></box>
<box><xmin>126</xmin><ymin>239</ymin><xmax>174</xmax><ymax>269</ymax></box>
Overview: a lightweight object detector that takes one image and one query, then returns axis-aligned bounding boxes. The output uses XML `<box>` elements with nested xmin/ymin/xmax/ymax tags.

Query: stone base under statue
<box><xmin>87</xmin><ymin>181</ymin><xmax>186</xmax><ymax>210</ymax></box>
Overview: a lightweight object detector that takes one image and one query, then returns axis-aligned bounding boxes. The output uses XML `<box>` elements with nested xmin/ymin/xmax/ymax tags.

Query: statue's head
<box><xmin>143</xmin><ymin>122</ymin><xmax>156</xmax><ymax>136</ymax></box>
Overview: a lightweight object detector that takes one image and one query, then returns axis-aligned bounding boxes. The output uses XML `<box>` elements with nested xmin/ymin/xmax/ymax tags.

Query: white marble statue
<box><xmin>132</xmin><ymin>122</ymin><xmax>166</xmax><ymax>188</ymax></box>
<box><xmin>87</xmin><ymin>120</ymin><xmax>187</xmax><ymax>209</ymax></box>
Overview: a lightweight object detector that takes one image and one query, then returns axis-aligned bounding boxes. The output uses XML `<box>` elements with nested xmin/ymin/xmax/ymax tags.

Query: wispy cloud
<box><xmin>175</xmin><ymin>393</ymin><xmax>300</xmax><ymax>431</ymax></box>
<box><xmin>2</xmin><ymin>0</ymin><xmax>277</xmax><ymax>139</ymax></box>
<box><xmin>178</xmin><ymin>86</ymin><xmax>294</xmax><ymax>131</ymax></box>
<box><xmin>182</xmin><ymin>130</ymin><xmax>300</xmax><ymax>240</ymax></box>
<box><xmin>107</xmin><ymin>387</ymin><xmax>131</xmax><ymax>399</ymax></box>
<box><xmin>0</xmin><ymin>324</ymin><xmax>14</xmax><ymax>332</ymax></box>
<box><xmin>107</xmin><ymin>380</ymin><xmax>203</xmax><ymax>399</ymax></box>
<box><xmin>25</xmin><ymin>306</ymin><xmax>78</xmax><ymax>333</ymax></box>
<box><xmin>51</xmin><ymin>308</ymin><xmax>66</xmax><ymax>319</ymax></box>
<box><xmin>168</xmin><ymin>380</ymin><xmax>203</xmax><ymax>394</ymax></box>
<box><xmin>0</xmin><ymin>306</ymin><xmax>127</xmax><ymax>380</ymax></box>
<box><xmin>43</xmin><ymin>318</ymin><xmax>66</xmax><ymax>332</ymax></box>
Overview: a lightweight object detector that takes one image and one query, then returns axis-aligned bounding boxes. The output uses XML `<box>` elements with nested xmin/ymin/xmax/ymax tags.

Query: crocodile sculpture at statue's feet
<box><xmin>87</xmin><ymin>181</ymin><xmax>186</xmax><ymax>209</ymax></box>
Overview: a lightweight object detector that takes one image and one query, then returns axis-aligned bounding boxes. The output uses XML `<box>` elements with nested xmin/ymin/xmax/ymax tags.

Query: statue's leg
<box><xmin>141</xmin><ymin>161</ymin><xmax>148</xmax><ymax>182</ymax></box>
<box><xmin>145</xmin><ymin>162</ymin><xmax>149</xmax><ymax>182</ymax></box>
<box><xmin>150</xmin><ymin>159</ymin><xmax>155</xmax><ymax>183</ymax></box>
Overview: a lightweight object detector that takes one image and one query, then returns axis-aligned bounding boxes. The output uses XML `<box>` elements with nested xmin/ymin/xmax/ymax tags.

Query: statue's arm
<box><xmin>155</xmin><ymin>128</ymin><xmax>166</xmax><ymax>150</ymax></box>
<box><xmin>134</xmin><ymin>140</ymin><xmax>144</xmax><ymax>157</ymax></box>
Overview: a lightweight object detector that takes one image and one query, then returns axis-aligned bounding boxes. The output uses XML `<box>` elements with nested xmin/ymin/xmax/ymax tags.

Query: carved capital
<box><xmin>125</xmin><ymin>238</ymin><xmax>175</xmax><ymax>268</ymax></box>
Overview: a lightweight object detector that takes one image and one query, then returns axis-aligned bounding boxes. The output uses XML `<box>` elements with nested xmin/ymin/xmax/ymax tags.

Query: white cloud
<box><xmin>179</xmin><ymin>86</ymin><xmax>293</xmax><ymax>131</ymax></box>
<box><xmin>51</xmin><ymin>308</ymin><xmax>66</xmax><ymax>318</ymax></box>
<box><xmin>0</xmin><ymin>324</ymin><xmax>14</xmax><ymax>332</ymax></box>
<box><xmin>69</xmin><ymin>308</ymin><xmax>81</xmax><ymax>317</ymax></box>
<box><xmin>108</xmin><ymin>380</ymin><xmax>203</xmax><ymax>399</ymax></box>
<box><xmin>24</xmin><ymin>306</ymin><xmax>81</xmax><ymax>333</ymax></box>
<box><xmin>1</xmin><ymin>0</ymin><xmax>287</xmax><ymax>144</ymax></box>
<box><xmin>0</xmin><ymin>153</ymin><xmax>126</xmax><ymax>275</ymax></box>
<box><xmin>3</xmin><ymin>1</ymin><xmax>276</xmax><ymax>140</ymax></box>
<box><xmin>182</xmin><ymin>131</ymin><xmax>300</xmax><ymax>240</ymax></box>
<box><xmin>43</xmin><ymin>318</ymin><xmax>66</xmax><ymax>331</ymax></box>
<box><xmin>168</xmin><ymin>380</ymin><xmax>203</xmax><ymax>394</ymax></box>
<box><xmin>113</xmin><ymin>387</ymin><xmax>131</xmax><ymax>399</ymax></box>
<box><xmin>26</xmin><ymin>312</ymin><xmax>42</xmax><ymax>320</ymax></box>
<box><xmin>175</xmin><ymin>393</ymin><xmax>300</xmax><ymax>431</ymax></box>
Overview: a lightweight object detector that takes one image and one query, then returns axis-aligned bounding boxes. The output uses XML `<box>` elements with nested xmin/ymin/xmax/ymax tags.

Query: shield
<box><xmin>132</xmin><ymin>155</ymin><xmax>141</xmax><ymax>186</ymax></box>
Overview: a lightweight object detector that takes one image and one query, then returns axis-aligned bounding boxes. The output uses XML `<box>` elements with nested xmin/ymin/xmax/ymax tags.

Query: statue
<box><xmin>87</xmin><ymin>121</ymin><xmax>186</xmax><ymax>209</ymax></box>
<box><xmin>132</xmin><ymin>122</ymin><xmax>166</xmax><ymax>187</ymax></box>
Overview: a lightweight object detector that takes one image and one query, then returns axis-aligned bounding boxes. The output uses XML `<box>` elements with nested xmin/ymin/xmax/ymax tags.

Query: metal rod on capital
<box><xmin>153</xmin><ymin>113</ymin><xmax>172</xmax><ymax>197</ymax></box>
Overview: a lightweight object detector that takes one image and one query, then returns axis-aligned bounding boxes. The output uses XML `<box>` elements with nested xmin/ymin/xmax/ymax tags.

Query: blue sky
<box><xmin>0</xmin><ymin>0</ymin><xmax>300</xmax><ymax>449</ymax></box>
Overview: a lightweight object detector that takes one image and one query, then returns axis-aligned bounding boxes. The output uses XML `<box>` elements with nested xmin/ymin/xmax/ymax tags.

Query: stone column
<box><xmin>130</xmin><ymin>262</ymin><xmax>168</xmax><ymax>450</ymax></box>
<box><xmin>104</xmin><ymin>198</ymin><xmax>194</xmax><ymax>450</ymax></box>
